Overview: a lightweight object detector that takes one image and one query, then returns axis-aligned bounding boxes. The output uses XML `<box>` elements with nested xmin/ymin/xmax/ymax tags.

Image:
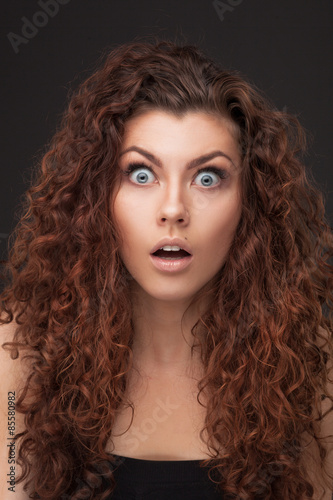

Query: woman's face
<box><xmin>113</xmin><ymin>110</ymin><xmax>242</xmax><ymax>305</ymax></box>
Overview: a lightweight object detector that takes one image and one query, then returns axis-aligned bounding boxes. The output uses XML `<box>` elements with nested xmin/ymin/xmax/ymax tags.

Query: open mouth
<box><xmin>152</xmin><ymin>247</ymin><xmax>191</xmax><ymax>260</ymax></box>
<box><xmin>150</xmin><ymin>244</ymin><xmax>193</xmax><ymax>272</ymax></box>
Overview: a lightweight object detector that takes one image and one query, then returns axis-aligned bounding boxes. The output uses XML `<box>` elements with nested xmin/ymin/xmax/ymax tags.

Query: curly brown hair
<box><xmin>1</xmin><ymin>39</ymin><xmax>332</xmax><ymax>499</ymax></box>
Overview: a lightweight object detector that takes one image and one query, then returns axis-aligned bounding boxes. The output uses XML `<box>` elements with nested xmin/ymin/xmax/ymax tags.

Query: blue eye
<box><xmin>194</xmin><ymin>169</ymin><xmax>223</xmax><ymax>187</ymax></box>
<box><xmin>123</xmin><ymin>163</ymin><xmax>228</xmax><ymax>187</ymax></box>
<box><xmin>125</xmin><ymin>165</ymin><xmax>155</xmax><ymax>184</ymax></box>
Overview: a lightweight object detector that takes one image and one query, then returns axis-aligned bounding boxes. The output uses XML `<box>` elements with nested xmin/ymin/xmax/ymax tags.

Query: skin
<box><xmin>113</xmin><ymin>110</ymin><xmax>242</xmax><ymax>376</ymax></box>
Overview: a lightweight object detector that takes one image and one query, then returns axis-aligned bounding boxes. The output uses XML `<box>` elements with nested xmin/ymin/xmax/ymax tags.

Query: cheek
<box><xmin>202</xmin><ymin>194</ymin><xmax>242</xmax><ymax>254</ymax></box>
<box><xmin>114</xmin><ymin>186</ymin><xmax>162</xmax><ymax>248</ymax></box>
<box><xmin>113</xmin><ymin>192</ymin><xmax>133</xmax><ymax>250</ymax></box>
<box><xmin>113</xmin><ymin>190</ymin><xmax>150</xmax><ymax>254</ymax></box>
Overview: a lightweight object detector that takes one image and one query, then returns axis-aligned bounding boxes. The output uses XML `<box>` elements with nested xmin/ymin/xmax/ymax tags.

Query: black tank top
<box><xmin>106</xmin><ymin>454</ymin><xmax>225</xmax><ymax>499</ymax></box>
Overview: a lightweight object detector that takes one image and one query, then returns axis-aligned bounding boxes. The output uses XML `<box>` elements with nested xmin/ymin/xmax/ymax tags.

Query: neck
<box><xmin>130</xmin><ymin>288</ymin><xmax>205</xmax><ymax>375</ymax></box>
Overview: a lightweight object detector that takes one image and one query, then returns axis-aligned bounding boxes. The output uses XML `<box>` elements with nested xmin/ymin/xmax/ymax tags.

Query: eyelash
<box><xmin>122</xmin><ymin>162</ymin><xmax>228</xmax><ymax>183</ymax></box>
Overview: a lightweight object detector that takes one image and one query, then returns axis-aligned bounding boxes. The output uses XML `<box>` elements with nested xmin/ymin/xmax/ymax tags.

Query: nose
<box><xmin>157</xmin><ymin>183</ymin><xmax>190</xmax><ymax>226</ymax></box>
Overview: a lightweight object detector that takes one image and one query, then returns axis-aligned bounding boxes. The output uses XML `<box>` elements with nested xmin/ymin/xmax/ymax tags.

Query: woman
<box><xmin>0</xmin><ymin>39</ymin><xmax>332</xmax><ymax>499</ymax></box>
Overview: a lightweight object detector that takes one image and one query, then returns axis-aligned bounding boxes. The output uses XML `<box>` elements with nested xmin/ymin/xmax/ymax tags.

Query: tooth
<box><xmin>161</xmin><ymin>245</ymin><xmax>181</xmax><ymax>251</ymax></box>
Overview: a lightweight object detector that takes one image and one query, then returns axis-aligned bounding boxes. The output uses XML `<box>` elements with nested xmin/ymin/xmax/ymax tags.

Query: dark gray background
<box><xmin>1</xmin><ymin>0</ymin><xmax>332</xmax><ymax>260</ymax></box>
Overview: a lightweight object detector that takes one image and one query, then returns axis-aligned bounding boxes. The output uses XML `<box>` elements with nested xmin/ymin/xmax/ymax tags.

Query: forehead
<box><xmin>121</xmin><ymin>110</ymin><xmax>241</xmax><ymax>163</ymax></box>
<box><xmin>123</xmin><ymin>108</ymin><xmax>238</xmax><ymax>137</ymax></box>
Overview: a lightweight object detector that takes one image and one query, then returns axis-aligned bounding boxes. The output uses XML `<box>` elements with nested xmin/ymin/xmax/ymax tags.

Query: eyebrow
<box><xmin>119</xmin><ymin>146</ymin><xmax>237</xmax><ymax>170</ymax></box>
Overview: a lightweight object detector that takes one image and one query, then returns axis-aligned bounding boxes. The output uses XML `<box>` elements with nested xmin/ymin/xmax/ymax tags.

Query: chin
<box><xmin>140</xmin><ymin>279</ymin><xmax>210</xmax><ymax>305</ymax></box>
<box><xmin>148</xmin><ymin>290</ymin><xmax>195</xmax><ymax>304</ymax></box>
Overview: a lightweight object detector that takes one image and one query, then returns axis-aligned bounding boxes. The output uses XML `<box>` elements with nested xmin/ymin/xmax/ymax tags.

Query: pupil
<box><xmin>202</xmin><ymin>175</ymin><xmax>212</xmax><ymax>185</ymax></box>
<box><xmin>137</xmin><ymin>172</ymin><xmax>148</xmax><ymax>183</ymax></box>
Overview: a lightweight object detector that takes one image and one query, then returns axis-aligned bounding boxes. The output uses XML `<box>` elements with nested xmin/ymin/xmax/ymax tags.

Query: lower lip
<box><xmin>150</xmin><ymin>254</ymin><xmax>193</xmax><ymax>273</ymax></box>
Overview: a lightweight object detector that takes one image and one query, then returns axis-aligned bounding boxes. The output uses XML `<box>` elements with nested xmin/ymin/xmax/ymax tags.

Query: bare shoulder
<box><xmin>0</xmin><ymin>316</ymin><xmax>32</xmax><ymax>499</ymax></box>
<box><xmin>0</xmin><ymin>317</ymin><xmax>22</xmax><ymax>399</ymax></box>
<box><xmin>0</xmin><ymin>315</ymin><xmax>30</xmax><ymax>394</ymax></box>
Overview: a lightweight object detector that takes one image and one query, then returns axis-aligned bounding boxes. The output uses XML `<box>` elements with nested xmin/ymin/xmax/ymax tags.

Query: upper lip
<box><xmin>150</xmin><ymin>238</ymin><xmax>192</xmax><ymax>255</ymax></box>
